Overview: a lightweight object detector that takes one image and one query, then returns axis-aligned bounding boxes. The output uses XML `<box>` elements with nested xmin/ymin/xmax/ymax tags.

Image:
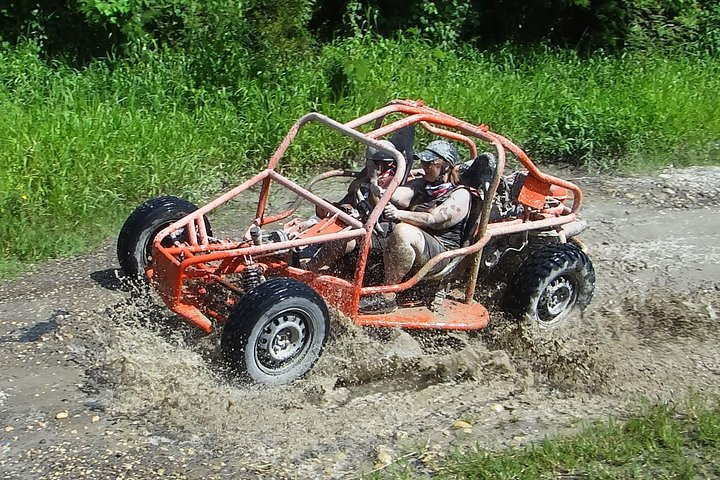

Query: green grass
<box><xmin>368</xmin><ymin>397</ymin><xmax>720</xmax><ymax>479</ymax></box>
<box><xmin>2</xmin><ymin>37</ymin><xmax>720</xmax><ymax>273</ymax></box>
<box><xmin>323</xmin><ymin>38</ymin><xmax>720</xmax><ymax>171</ymax></box>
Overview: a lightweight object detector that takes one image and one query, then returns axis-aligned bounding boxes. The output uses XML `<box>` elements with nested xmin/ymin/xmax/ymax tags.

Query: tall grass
<box><xmin>322</xmin><ymin>38</ymin><xmax>720</xmax><ymax>170</ymax></box>
<box><xmin>1</xmin><ymin>37</ymin><xmax>719</xmax><ymax>273</ymax></box>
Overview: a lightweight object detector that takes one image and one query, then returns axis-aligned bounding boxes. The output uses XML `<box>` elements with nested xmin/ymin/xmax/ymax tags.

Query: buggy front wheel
<box><xmin>117</xmin><ymin>196</ymin><xmax>211</xmax><ymax>279</ymax></box>
<box><xmin>221</xmin><ymin>278</ymin><xmax>330</xmax><ymax>385</ymax></box>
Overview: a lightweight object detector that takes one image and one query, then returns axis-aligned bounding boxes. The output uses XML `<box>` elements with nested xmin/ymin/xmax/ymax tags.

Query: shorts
<box><xmin>417</xmin><ymin>230</ymin><xmax>454</xmax><ymax>275</ymax></box>
<box><xmin>371</xmin><ymin>224</ymin><xmax>457</xmax><ymax>277</ymax></box>
<box><xmin>370</xmin><ymin>222</ymin><xmax>392</xmax><ymax>251</ymax></box>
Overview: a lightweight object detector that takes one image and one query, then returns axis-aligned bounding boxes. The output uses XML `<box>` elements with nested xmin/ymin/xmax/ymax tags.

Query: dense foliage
<box><xmin>2</xmin><ymin>1</ymin><xmax>720</xmax><ymax>61</ymax></box>
<box><xmin>1</xmin><ymin>1</ymin><xmax>719</xmax><ymax>271</ymax></box>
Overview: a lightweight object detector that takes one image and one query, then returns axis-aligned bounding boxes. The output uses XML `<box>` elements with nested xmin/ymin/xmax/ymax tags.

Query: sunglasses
<box><xmin>423</xmin><ymin>159</ymin><xmax>445</xmax><ymax>167</ymax></box>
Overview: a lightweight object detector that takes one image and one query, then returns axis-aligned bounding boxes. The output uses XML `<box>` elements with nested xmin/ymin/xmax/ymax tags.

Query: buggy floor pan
<box><xmin>356</xmin><ymin>298</ymin><xmax>489</xmax><ymax>330</ymax></box>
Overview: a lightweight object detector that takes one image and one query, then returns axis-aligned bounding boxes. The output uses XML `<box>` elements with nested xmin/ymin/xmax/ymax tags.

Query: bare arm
<box><xmin>385</xmin><ymin>189</ymin><xmax>470</xmax><ymax>230</ymax></box>
<box><xmin>389</xmin><ymin>185</ymin><xmax>415</xmax><ymax>208</ymax></box>
<box><xmin>368</xmin><ymin>183</ymin><xmax>417</xmax><ymax>208</ymax></box>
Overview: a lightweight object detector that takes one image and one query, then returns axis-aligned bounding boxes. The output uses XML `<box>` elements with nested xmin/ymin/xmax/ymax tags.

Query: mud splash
<box><xmin>87</xmin><ymin>276</ymin><xmax>720</xmax><ymax>475</ymax></box>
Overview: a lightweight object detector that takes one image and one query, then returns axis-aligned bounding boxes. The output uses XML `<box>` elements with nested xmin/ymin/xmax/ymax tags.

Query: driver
<box><xmin>334</xmin><ymin>139</ymin><xmax>399</xmax><ymax>220</ymax></box>
<box><xmin>359</xmin><ymin>140</ymin><xmax>472</xmax><ymax>313</ymax></box>
<box><xmin>303</xmin><ymin>140</ymin><xmax>400</xmax><ymax>271</ymax></box>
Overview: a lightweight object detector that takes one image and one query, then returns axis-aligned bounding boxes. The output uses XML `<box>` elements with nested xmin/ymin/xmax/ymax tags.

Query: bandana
<box><xmin>424</xmin><ymin>181</ymin><xmax>454</xmax><ymax>199</ymax></box>
<box><xmin>377</xmin><ymin>168</ymin><xmax>396</xmax><ymax>189</ymax></box>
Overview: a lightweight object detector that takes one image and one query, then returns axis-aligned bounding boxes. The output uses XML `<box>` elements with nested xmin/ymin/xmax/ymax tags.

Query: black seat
<box><xmin>389</xmin><ymin>125</ymin><xmax>415</xmax><ymax>184</ymax></box>
<box><xmin>459</xmin><ymin>152</ymin><xmax>498</xmax><ymax>247</ymax></box>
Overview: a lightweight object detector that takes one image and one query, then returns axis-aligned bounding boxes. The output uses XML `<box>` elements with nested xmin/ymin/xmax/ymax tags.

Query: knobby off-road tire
<box><xmin>507</xmin><ymin>242</ymin><xmax>595</xmax><ymax>329</ymax></box>
<box><xmin>221</xmin><ymin>278</ymin><xmax>330</xmax><ymax>385</ymax></box>
<box><xmin>117</xmin><ymin>196</ymin><xmax>211</xmax><ymax>279</ymax></box>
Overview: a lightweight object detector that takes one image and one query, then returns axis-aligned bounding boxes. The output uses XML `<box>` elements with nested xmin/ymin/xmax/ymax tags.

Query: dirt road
<box><xmin>1</xmin><ymin>166</ymin><xmax>719</xmax><ymax>479</ymax></box>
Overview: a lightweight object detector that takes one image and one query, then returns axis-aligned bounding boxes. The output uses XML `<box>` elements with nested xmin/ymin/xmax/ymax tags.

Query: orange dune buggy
<box><xmin>117</xmin><ymin>99</ymin><xmax>595</xmax><ymax>384</ymax></box>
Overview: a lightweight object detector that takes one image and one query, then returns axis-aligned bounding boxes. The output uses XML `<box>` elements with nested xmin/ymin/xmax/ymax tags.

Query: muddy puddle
<box><xmin>88</xmin><ymin>169</ymin><xmax>720</xmax><ymax>475</ymax></box>
<box><xmin>87</xmin><ymin>277</ymin><xmax>719</xmax><ymax>475</ymax></box>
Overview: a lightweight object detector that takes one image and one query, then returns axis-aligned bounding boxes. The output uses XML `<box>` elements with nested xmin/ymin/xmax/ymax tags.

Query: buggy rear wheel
<box><xmin>507</xmin><ymin>242</ymin><xmax>595</xmax><ymax>329</ymax></box>
<box><xmin>221</xmin><ymin>278</ymin><xmax>330</xmax><ymax>385</ymax></box>
<box><xmin>117</xmin><ymin>196</ymin><xmax>211</xmax><ymax>279</ymax></box>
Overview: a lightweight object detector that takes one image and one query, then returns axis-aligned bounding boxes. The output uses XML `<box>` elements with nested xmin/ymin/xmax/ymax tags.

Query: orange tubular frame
<box><xmin>148</xmin><ymin>99</ymin><xmax>584</xmax><ymax>333</ymax></box>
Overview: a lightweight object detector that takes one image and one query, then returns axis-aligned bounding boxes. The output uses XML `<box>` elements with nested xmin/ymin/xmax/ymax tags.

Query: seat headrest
<box><xmin>459</xmin><ymin>152</ymin><xmax>498</xmax><ymax>198</ymax></box>
<box><xmin>389</xmin><ymin>125</ymin><xmax>416</xmax><ymax>184</ymax></box>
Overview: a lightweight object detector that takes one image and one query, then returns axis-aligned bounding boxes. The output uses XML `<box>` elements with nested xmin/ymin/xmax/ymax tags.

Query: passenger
<box><xmin>359</xmin><ymin>140</ymin><xmax>472</xmax><ymax>313</ymax></box>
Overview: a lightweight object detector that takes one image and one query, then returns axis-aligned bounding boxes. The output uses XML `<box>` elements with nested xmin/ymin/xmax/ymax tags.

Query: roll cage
<box><xmin>148</xmin><ymin>99</ymin><xmax>583</xmax><ymax>333</ymax></box>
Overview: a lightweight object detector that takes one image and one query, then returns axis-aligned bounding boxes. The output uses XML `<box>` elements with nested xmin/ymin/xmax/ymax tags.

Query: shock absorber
<box><xmin>241</xmin><ymin>257</ymin><xmax>266</xmax><ymax>292</ymax></box>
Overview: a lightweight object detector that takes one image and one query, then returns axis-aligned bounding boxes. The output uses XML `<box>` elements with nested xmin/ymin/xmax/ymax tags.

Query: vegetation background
<box><xmin>1</xmin><ymin>0</ymin><xmax>719</xmax><ymax>273</ymax></box>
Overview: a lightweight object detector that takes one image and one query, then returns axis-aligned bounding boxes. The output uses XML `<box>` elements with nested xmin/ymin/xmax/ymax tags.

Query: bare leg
<box><xmin>358</xmin><ymin>225</ymin><xmax>425</xmax><ymax>313</ymax></box>
<box><xmin>382</xmin><ymin>223</ymin><xmax>427</xmax><ymax>299</ymax></box>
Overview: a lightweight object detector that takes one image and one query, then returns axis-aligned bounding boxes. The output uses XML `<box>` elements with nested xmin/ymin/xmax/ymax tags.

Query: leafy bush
<box><xmin>311</xmin><ymin>0</ymin><xmax>720</xmax><ymax>54</ymax></box>
<box><xmin>3</xmin><ymin>0</ymin><xmax>718</xmax><ymax>63</ymax></box>
<box><xmin>620</xmin><ymin>0</ymin><xmax>720</xmax><ymax>55</ymax></box>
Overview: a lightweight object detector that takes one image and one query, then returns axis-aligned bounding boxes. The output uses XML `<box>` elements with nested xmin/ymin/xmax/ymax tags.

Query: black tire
<box><xmin>221</xmin><ymin>278</ymin><xmax>330</xmax><ymax>385</ymax></box>
<box><xmin>507</xmin><ymin>242</ymin><xmax>595</xmax><ymax>329</ymax></box>
<box><xmin>117</xmin><ymin>196</ymin><xmax>211</xmax><ymax>279</ymax></box>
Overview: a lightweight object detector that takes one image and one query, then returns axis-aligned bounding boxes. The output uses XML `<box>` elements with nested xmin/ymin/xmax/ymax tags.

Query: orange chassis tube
<box><xmin>146</xmin><ymin>100</ymin><xmax>583</xmax><ymax>333</ymax></box>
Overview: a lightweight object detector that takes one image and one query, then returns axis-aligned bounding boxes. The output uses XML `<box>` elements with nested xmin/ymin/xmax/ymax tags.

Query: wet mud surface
<box><xmin>1</xmin><ymin>166</ymin><xmax>720</xmax><ymax>479</ymax></box>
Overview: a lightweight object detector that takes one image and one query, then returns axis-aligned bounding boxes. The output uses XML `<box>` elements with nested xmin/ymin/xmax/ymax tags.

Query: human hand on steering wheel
<box><xmin>383</xmin><ymin>203</ymin><xmax>403</xmax><ymax>222</ymax></box>
<box><xmin>369</xmin><ymin>183</ymin><xmax>386</xmax><ymax>200</ymax></box>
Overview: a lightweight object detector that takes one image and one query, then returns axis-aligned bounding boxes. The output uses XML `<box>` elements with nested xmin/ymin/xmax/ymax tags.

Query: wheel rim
<box><xmin>255</xmin><ymin>309</ymin><xmax>312</xmax><ymax>374</ymax></box>
<box><xmin>537</xmin><ymin>275</ymin><xmax>577</xmax><ymax>326</ymax></box>
<box><xmin>143</xmin><ymin>225</ymin><xmax>185</xmax><ymax>267</ymax></box>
